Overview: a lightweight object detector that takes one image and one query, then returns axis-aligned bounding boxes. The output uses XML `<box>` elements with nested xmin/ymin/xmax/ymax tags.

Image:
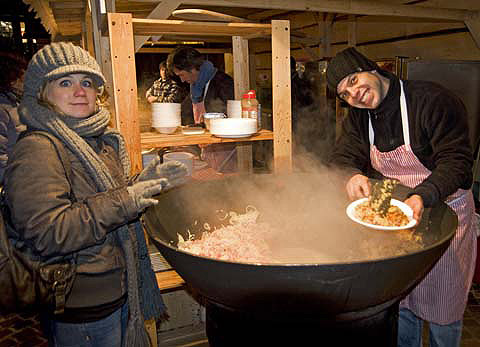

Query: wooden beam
<box><xmin>132</xmin><ymin>18</ymin><xmax>271</xmax><ymax>38</ymax></box>
<box><xmin>271</xmin><ymin>20</ymin><xmax>292</xmax><ymax>173</ymax></box>
<box><xmin>87</xmin><ymin>0</ymin><xmax>103</xmax><ymax>63</ymax></box>
<box><xmin>23</xmin><ymin>0</ymin><xmax>59</xmax><ymax>38</ymax></box>
<box><xmin>232</xmin><ymin>35</ymin><xmax>253</xmax><ymax>173</ymax></box>
<box><xmin>179</xmin><ymin>0</ymin><xmax>471</xmax><ymax>21</ymax></box>
<box><xmin>465</xmin><ymin>11</ymin><xmax>480</xmax><ymax>50</ymax></box>
<box><xmin>51</xmin><ymin>3</ymin><xmax>85</xmax><ymax>9</ymax></box>
<box><xmin>134</xmin><ymin>0</ymin><xmax>181</xmax><ymax>52</ymax></box>
<box><xmin>246</xmin><ymin>9</ymin><xmax>288</xmax><ymax>21</ymax></box>
<box><xmin>107</xmin><ymin>13</ymin><xmax>142</xmax><ymax>174</ymax></box>
<box><xmin>299</xmin><ymin>43</ymin><xmax>320</xmax><ymax>61</ymax></box>
<box><xmin>84</xmin><ymin>1</ymin><xmax>95</xmax><ymax>56</ymax></box>
<box><xmin>232</xmin><ymin>36</ymin><xmax>249</xmax><ymax>99</ymax></box>
<box><xmin>348</xmin><ymin>14</ymin><xmax>357</xmax><ymax>47</ymax></box>
<box><xmin>315</xmin><ymin>12</ymin><xmax>333</xmax><ymax>59</ymax></box>
<box><xmin>138</xmin><ymin>47</ymin><xmax>232</xmax><ymax>54</ymax></box>
<box><xmin>100</xmin><ymin>36</ymin><xmax>116</xmax><ymax>127</ymax></box>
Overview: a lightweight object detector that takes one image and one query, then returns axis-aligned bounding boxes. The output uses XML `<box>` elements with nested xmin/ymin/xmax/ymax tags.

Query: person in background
<box><xmin>167</xmin><ymin>46</ymin><xmax>237</xmax><ymax>172</ymax></box>
<box><xmin>289</xmin><ymin>56</ymin><xmax>321</xmax><ymax>167</ymax></box>
<box><xmin>145</xmin><ymin>60</ymin><xmax>187</xmax><ymax>104</ymax></box>
<box><xmin>0</xmin><ymin>51</ymin><xmax>28</xmax><ymax>181</ymax></box>
<box><xmin>327</xmin><ymin>47</ymin><xmax>477</xmax><ymax>347</ymax></box>
<box><xmin>167</xmin><ymin>46</ymin><xmax>233</xmax><ymax>124</ymax></box>
<box><xmin>290</xmin><ymin>56</ymin><xmax>314</xmax><ymax>121</ymax></box>
<box><xmin>4</xmin><ymin>42</ymin><xmax>188</xmax><ymax>346</ymax></box>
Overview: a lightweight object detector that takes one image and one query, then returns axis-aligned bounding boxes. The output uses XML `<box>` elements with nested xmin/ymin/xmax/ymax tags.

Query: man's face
<box><xmin>173</xmin><ymin>67</ymin><xmax>199</xmax><ymax>84</ymax></box>
<box><xmin>337</xmin><ymin>71</ymin><xmax>388</xmax><ymax>109</ymax></box>
<box><xmin>160</xmin><ymin>66</ymin><xmax>167</xmax><ymax>79</ymax></box>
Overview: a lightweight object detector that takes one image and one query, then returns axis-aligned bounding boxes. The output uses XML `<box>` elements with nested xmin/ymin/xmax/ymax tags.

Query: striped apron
<box><xmin>369</xmin><ymin>80</ymin><xmax>477</xmax><ymax>324</ymax></box>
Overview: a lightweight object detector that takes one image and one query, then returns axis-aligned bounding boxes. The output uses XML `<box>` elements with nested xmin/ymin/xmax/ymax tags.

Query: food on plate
<box><xmin>355</xmin><ymin>200</ymin><xmax>410</xmax><ymax>227</ymax></box>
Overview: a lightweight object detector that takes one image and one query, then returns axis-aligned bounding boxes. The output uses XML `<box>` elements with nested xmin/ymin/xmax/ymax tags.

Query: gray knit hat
<box><xmin>326</xmin><ymin>47</ymin><xmax>379</xmax><ymax>92</ymax></box>
<box><xmin>23</xmin><ymin>42</ymin><xmax>106</xmax><ymax>98</ymax></box>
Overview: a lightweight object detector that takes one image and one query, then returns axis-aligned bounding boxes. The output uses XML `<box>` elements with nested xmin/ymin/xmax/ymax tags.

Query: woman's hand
<box><xmin>137</xmin><ymin>157</ymin><xmax>188</xmax><ymax>186</ymax></box>
<box><xmin>346</xmin><ymin>174</ymin><xmax>370</xmax><ymax>200</ymax></box>
<box><xmin>404</xmin><ymin>194</ymin><xmax>424</xmax><ymax>221</ymax></box>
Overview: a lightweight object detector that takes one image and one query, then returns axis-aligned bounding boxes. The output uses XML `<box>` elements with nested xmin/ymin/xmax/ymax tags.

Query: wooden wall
<box><xmin>253</xmin><ymin>14</ymin><xmax>480</xmax><ymax>67</ymax></box>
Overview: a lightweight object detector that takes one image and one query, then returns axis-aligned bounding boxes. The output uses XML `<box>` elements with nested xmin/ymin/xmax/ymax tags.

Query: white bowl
<box><xmin>151</xmin><ymin>102</ymin><xmax>181</xmax><ymax>127</ymax></box>
<box><xmin>210</xmin><ymin>118</ymin><xmax>257</xmax><ymax>138</ymax></box>
<box><xmin>154</xmin><ymin>126</ymin><xmax>178</xmax><ymax>134</ymax></box>
<box><xmin>152</xmin><ymin>102</ymin><xmax>181</xmax><ymax>111</ymax></box>
<box><xmin>152</xmin><ymin>118</ymin><xmax>181</xmax><ymax>127</ymax></box>
<box><xmin>203</xmin><ymin>112</ymin><xmax>226</xmax><ymax>130</ymax></box>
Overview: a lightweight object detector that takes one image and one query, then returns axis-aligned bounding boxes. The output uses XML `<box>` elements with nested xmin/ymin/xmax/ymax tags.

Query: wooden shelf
<box><xmin>132</xmin><ymin>18</ymin><xmax>271</xmax><ymax>39</ymax></box>
<box><xmin>141</xmin><ymin>129</ymin><xmax>273</xmax><ymax>149</ymax></box>
<box><xmin>107</xmin><ymin>13</ymin><xmax>292</xmax><ymax>174</ymax></box>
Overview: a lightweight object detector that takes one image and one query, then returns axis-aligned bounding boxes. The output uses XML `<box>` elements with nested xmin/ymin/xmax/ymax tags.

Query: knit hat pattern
<box><xmin>23</xmin><ymin>42</ymin><xmax>106</xmax><ymax>98</ymax></box>
<box><xmin>326</xmin><ymin>47</ymin><xmax>379</xmax><ymax>92</ymax></box>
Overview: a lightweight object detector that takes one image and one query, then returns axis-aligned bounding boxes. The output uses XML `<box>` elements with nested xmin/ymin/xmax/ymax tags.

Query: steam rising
<box><xmin>164</xmin><ymin>169</ymin><xmax>424</xmax><ymax>265</ymax></box>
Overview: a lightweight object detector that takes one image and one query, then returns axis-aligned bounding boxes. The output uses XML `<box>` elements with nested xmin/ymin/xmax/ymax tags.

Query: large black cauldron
<box><xmin>144</xmin><ymin>174</ymin><xmax>457</xmax><ymax>346</ymax></box>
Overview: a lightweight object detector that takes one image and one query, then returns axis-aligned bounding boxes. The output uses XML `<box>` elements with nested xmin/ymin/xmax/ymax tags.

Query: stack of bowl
<box><xmin>152</xmin><ymin>102</ymin><xmax>181</xmax><ymax>134</ymax></box>
<box><xmin>203</xmin><ymin>113</ymin><xmax>226</xmax><ymax>131</ymax></box>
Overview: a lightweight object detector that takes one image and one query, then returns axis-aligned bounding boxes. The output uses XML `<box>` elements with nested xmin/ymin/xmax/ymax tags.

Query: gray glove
<box><xmin>127</xmin><ymin>178</ymin><xmax>168</xmax><ymax>212</ymax></box>
<box><xmin>137</xmin><ymin>157</ymin><xmax>188</xmax><ymax>188</ymax></box>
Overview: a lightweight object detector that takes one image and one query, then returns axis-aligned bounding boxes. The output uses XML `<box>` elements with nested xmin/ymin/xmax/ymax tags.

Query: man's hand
<box><xmin>404</xmin><ymin>194</ymin><xmax>424</xmax><ymax>221</ymax></box>
<box><xmin>346</xmin><ymin>174</ymin><xmax>370</xmax><ymax>200</ymax></box>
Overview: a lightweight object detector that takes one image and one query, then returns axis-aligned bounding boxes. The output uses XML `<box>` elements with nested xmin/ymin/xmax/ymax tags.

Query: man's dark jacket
<box><xmin>330</xmin><ymin>71</ymin><xmax>473</xmax><ymax>207</ymax></box>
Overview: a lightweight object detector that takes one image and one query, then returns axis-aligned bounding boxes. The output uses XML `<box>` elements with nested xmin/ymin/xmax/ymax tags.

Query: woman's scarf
<box><xmin>19</xmin><ymin>95</ymin><xmax>165</xmax><ymax>347</ymax></box>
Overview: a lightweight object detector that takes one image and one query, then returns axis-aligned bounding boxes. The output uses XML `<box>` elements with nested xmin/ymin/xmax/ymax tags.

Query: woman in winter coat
<box><xmin>4</xmin><ymin>42</ymin><xmax>187</xmax><ymax>346</ymax></box>
<box><xmin>0</xmin><ymin>51</ymin><xmax>28</xmax><ymax>181</ymax></box>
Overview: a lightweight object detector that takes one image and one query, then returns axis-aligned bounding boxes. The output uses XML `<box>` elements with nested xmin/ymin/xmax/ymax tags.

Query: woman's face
<box><xmin>45</xmin><ymin>73</ymin><xmax>97</xmax><ymax>118</ymax></box>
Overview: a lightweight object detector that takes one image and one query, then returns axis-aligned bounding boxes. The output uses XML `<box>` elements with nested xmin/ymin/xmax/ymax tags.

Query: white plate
<box><xmin>212</xmin><ymin>133</ymin><xmax>256</xmax><ymax>138</ymax></box>
<box><xmin>209</xmin><ymin>118</ymin><xmax>257</xmax><ymax>137</ymax></box>
<box><xmin>346</xmin><ymin>198</ymin><xmax>417</xmax><ymax>231</ymax></box>
<box><xmin>182</xmin><ymin>127</ymin><xmax>205</xmax><ymax>135</ymax></box>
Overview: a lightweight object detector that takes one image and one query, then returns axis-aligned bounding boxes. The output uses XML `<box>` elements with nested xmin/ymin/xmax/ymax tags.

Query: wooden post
<box><xmin>224</xmin><ymin>52</ymin><xmax>233</xmax><ymax>78</ymax></box>
<box><xmin>323</xmin><ymin>14</ymin><xmax>334</xmax><ymax>58</ymax></box>
<box><xmin>271</xmin><ymin>20</ymin><xmax>292</xmax><ymax>173</ymax></box>
<box><xmin>465</xmin><ymin>12</ymin><xmax>480</xmax><ymax>50</ymax></box>
<box><xmin>232</xmin><ymin>35</ymin><xmax>253</xmax><ymax>172</ymax></box>
<box><xmin>348</xmin><ymin>15</ymin><xmax>357</xmax><ymax>47</ymax></box>
<box><xmin>107</xmin><ymin>13</ymin><xmax>142</xmax><ymax>175</ymax></box>
<box><xmin>84</xmin><ymin>4</ymin><xmax>95</xmax><ymax>56</ymax></box>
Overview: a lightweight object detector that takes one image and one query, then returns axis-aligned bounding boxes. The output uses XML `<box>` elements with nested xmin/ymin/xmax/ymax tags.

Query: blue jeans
<box><xmin>43</xmin><ymin>303</ymin><xmax>128</xmax><ymax>347</ymax></box>
<box><xmin>398</xmin><ymin>308</ymin><xmax>463</xmax><ymax>347</ymax></box>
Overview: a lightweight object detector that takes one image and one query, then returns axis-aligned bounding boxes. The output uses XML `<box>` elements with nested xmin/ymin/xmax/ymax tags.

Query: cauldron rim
<box><xmin>146</xmin><ymin>225</ymin><xmax>455</xmax><ymax>268</ymax></box>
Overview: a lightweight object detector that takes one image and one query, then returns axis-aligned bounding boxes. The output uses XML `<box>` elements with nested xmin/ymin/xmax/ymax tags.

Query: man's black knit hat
<box><xmin>326</xmin><ymin>47</ymin><xmax>379</xmax><ymax>92</ymax></box>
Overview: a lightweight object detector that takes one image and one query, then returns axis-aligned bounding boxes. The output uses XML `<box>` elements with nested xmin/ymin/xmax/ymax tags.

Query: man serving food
<box><xmin>327</xmin><ymin>47</ymin><xmax>477</xmax><ymax>347</ymax></box>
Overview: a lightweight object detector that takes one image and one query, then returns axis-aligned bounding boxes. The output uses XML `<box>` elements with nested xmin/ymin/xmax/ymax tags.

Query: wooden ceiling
<box><xmin>21</xmin><ymin>0</ymin><xmax>480</xmax><ymax>50</ymax></box>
